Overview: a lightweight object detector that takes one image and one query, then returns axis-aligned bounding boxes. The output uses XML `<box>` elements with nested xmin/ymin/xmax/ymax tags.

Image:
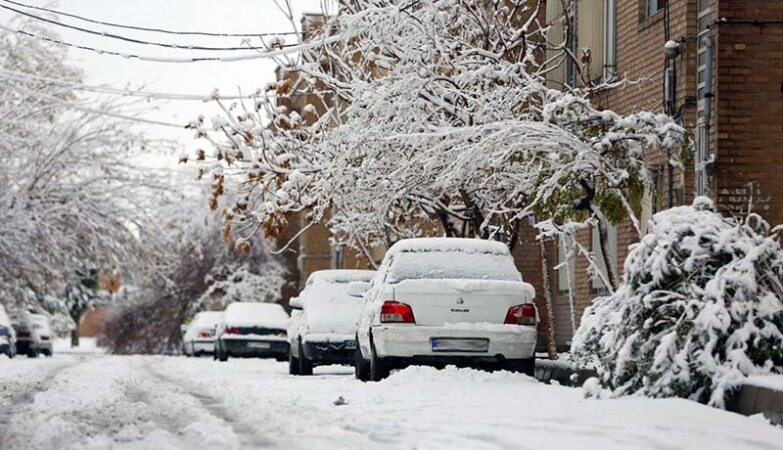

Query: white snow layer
<box><xmin>0</xmin><ymin>355</ymin><xmax>781</xmax><ymax>449</ymax></box>
<box><xmin>221</xmin><ymin>302</ymin><xmax>289</xmax><ymax>329</ymax></box>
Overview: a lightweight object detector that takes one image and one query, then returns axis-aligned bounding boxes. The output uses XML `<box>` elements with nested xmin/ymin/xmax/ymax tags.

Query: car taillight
<box><xmin>277</xmin><ymin>330</ymin><xmax>287</xmax><ymax>338</ymax></box>
<box><xmin>40</xmin><ymin>336</ymin><xmax>50</xmax><ymax>341</ymax></box>
<box><xmin>504</xmin><ymin>304</ymin><xmax>537</xmax><ymax>326</ymax></box>
<box><xmin>224</xmin><ymin>328</ymin><xmax>241</xmax><ymax>335</ymax></box>
<box><xmin>380</xmin><ymin>301</ymin><xmax>416</xmax><ymax>324</ymax></box>
<box><xmin>198</xmin><ymin>331</ymin><xmax>212</xmax><ymax>338</ymax></box>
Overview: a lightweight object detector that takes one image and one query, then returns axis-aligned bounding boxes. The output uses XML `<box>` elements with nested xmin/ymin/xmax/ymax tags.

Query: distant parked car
<box><xmin>11</xmin><ymin>310</ymin><xmax>53</xmax><ymax>358</ymax></box>
<box><xmin>182</xmin><ymin>311</ymin><xmax>223</xmax><ymax>357</ymax></box>
<box><xmin>354</xmin><ymin>238</ymin><xmax>537</xmax><ymax>381</ymax></box>
<box><xmin>29</xmin><ymin>314</ymin><xmax>53</xmax><ymax>357</ymax></box>
<box><xmin>288</xmin><ymin>270</ymin><xmax>376</xmax><ymax>376</ymax></box>
<box><xmin>214</xmin><ymin>303</ymin><xmax>289</xmax><ymax>361</ymax></box>
<box><xmin>0</xmin><ymin>305</ymin><xmax>16</xmax><ymax>359</ymax></box>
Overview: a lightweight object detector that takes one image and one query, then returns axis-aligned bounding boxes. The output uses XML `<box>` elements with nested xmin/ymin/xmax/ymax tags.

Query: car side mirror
<box><xmin>289</xmin><ymin>297</ymin><xmax>304</xmax><ymax>310</ymax></box>
<box><xmin>348</xmin><ymin>281</ymin><xmax>371</xmax><ymax>298</ymax></box>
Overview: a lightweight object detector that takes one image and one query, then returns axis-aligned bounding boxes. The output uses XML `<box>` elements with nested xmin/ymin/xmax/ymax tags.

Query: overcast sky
<box><xmin>0</xmin><ymin>0</ymin><xmax>327</xmax><ymax>163</ymax></box>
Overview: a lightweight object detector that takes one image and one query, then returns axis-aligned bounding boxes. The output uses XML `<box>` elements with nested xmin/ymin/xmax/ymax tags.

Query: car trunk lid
<box><xmin>392</xmin><ymin>279</ymin><xmax>535</xmax><ymax>326</ymax></box>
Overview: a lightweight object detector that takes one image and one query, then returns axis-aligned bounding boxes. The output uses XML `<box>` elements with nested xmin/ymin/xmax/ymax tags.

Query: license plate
<box><xmin>247</xmin><ymin>342</ymin><xmax>270</xmax><ymax>349</ymax></box>
<box><xmin>431</xmin><ymin>338</ymin><xmax>489</xmax><ymax>353</ymax></box>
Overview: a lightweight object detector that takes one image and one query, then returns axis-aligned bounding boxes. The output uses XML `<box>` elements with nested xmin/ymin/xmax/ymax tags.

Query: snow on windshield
<box><xmin>387</xmin><ymin>250</ymin><xmax>522</xmax><ymax>283</ymax></box>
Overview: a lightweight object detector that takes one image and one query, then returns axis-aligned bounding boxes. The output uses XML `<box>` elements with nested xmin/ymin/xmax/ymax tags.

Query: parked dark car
<box><xmin>214</xmin><ymin>302</ymin><xmax>289</xmax><ymax>362</ymax></box>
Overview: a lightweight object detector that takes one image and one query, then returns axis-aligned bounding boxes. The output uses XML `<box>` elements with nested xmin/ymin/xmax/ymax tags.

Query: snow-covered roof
<box><xmin>306</xmin><ymin>269</ymin><xmax>376</xmax><ymax>284</ymax></box>
<box><xmin>223</xmin><ymin>302</ymin><xmax>289</xmax><ymax>328</ymax></box>
<box><xmin>192</xmin><ymin>311</ymin><xmax>223</xmax><ymax>326</ymax></box>
<box><xmin>387</xmin><ymin>238</ymin><xmax>511</xmax><ymax>257</ymax></box>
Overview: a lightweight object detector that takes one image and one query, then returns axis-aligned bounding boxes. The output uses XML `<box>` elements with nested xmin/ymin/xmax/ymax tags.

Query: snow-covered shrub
<box><xmin>572</xmin><ymin>197</ymin><xmax>783</xmax><ymax>407</ymax></box>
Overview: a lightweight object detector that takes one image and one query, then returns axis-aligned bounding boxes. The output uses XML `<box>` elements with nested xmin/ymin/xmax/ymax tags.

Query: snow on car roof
<box><xmin>223</xmin><ymin>302</ymin><xmax>289</xmax><ymax>328</ymax></box>
<box><xmin>306</xmin><ymin>269</ymin><xmax>376</xmax><ymax>284</ymax></box>
<box><xmin>385</xmin><ymin>238</ymin><xmax>521</xmax><ymax>283</ymax></box>
<box><xmin>386</xmin><ymin>238</ymin><xmax>511</xmax><ymax>256</ymax></box>
<box><xmin>192</xmin><ymin>311</ymin><xmax>223</xmax><ymax>326</ymax></box>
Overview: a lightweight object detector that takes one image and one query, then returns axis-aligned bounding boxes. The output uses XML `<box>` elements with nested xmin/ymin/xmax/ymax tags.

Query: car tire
<box><xmin>502</xmin><ymin>358</ymin><xmax>535</xmax><ymax>376</ymax></box>
<box><xmin>27</xmin><ymin>348</ymin><xmax>39</xmax><ymax>358</ymax></box>
<box><xmin>298</xmin><ymin>340</ymin><xmax>313</xmax><ymax>376</ymax></box>
<box><xmin>218</xmin><ymin>342</ymin><xmax>228</xmax><ymax>362</ymax></box>
<box><xmin>289</xmin><ymin>346</ymin><xmax>300</xmax><ymax>375</ymax></box>
<box><xmin>354</xmin><ymin>345</ymin><xmax>370</xmax><ymax>382</ymax></box>
<box><xmin>43</xmin><ymin>349</ymin><xmax>52</xmax><ymax>357</ymax></box>
<box><xmin>369</xmin><ymin>339</ymin><xmax>390</xmax><ymax>382</ymax></box>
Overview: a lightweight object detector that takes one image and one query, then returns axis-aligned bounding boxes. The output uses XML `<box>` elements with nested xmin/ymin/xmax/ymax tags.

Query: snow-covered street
<box><xmin>1</xmin><ymin>354</ymin><xmax>781</xmax><ymax>450</ymax></box>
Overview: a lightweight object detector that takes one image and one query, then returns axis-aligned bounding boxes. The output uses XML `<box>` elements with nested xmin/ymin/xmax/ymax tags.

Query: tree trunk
<box><xmin>538</xmin><ymin>241</ymin><xmax>558</xmax><ymax>360</ymax></box>
<box><xmin>595</xmin><ymin>217</ymin><xmax>618</xmax><ymax>292</ymax></box>
<box><xmin>71</xmin><ymin>329</ymin><xmax>80</xmax><ymax>348</ymax></box>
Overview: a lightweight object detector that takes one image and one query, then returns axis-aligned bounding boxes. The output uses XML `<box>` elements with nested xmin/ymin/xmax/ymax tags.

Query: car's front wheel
<box><xmin>298</xmin><ymin>340</ymin><xmax>313</xmax><ymax>375</ymax></box>
<box><xmin>218</xmin><ymin>342</ymin><xmax>228</xmax><ymax>362</ymax></box>
<box><xmin>289</xmin><ymin>344</ymin><xmax>300</xmax><ymax>375</ymax></box>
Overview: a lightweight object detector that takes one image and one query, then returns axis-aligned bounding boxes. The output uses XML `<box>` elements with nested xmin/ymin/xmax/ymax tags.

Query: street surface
<box><xmin>1</xmin><ymin>353</ymin><xmax>781</xmax><ymax>450</ymax></box>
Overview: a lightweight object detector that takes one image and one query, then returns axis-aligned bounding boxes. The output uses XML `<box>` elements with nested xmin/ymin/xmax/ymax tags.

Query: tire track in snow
<box><xmin>0</xmin><ymin>355</ymin><xmax>88</xmax><ymax>449</ymax></box>
<box><xmin>141</xmin><ymin>359</ymin><xmax>273</xmax><ymax>448</ymax></box>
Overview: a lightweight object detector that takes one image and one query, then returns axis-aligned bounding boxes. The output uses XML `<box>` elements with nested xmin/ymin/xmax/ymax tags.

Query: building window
<box><xmin>604</xmin><ymin>0</ymin><xmax>617</xmax><ymax>79</ymax></box>
<box><xmin>645</xmin><ymin>0</ymin><xmax>665</xmax><ymax>18</ymax></box>
<box><xmin>546</xmin><ymin>1</ymin><xmax>617</xmax><ymax>86</ymax></box>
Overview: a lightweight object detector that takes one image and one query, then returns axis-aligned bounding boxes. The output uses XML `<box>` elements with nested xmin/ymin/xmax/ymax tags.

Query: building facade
<box><xmin>274</xmin><ymin>2</ymin><xmax>782</xmax><ymax>351</ymax></box>
<box><xmin>544</xmin><ymin>0</ymin><xmax>783</xmax><ymax>349</ymax></box>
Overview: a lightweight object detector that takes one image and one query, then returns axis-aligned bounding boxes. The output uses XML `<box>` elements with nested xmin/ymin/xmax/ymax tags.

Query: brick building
<box><xmin>274</xmin><ymin>2</ymin><xmax>782</xmax><ymax>351</ymax></box>
<box><xmin>542</xmin><ymin>0</ymin><xmax>783</xmax><ymax>349</ymax></box>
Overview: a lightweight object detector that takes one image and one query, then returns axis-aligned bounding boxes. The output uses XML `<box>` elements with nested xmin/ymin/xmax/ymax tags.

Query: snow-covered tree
<box><xmin>572</xmin><ymin>197</ymin><xmax>783</xmax><ymax>408</ymax></box>
<box><xmin>0</xmin><ymin>20</ymin><xmax>168</xmax><ymax>331</ymax></box>
<box><xmin>194</xmin><ymin>0</ymin><xmax>687</xmax><ymax>269</ymax></box>
<box><xmin>101</xmin><ymin>185</ymin><xmax>286</xmax><ymax>354</ymax></box>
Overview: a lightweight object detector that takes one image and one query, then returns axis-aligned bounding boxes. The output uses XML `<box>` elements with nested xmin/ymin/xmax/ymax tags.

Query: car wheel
<box><xmin>289</xmin><ymin>346</ymin><xmax>300</xmax><ymax>375</ymax></box>
<box><xmin>369</xmin><ymin>339</ymin><xmax>390</xmax><ymax>382</ymax></box>
<box><xmin>354</xmin><ymin>344</ymin><xmax>370</xmax><ymax>382</ymax></box>
<box><xmin>28</xmin><ymin>348</ymin><xmax>39</xmax><ymax>358</ymax></box>
<box><xmin>502</xmin><ymin>358</ymin><xmax>535</xmax><ymax>376</ymax></box>
<box><xmin>298</xmin><ymin>340</ymin><xmax>313</xmax><ymax>376</ymax></box>
<box><xmin>44</xmin><ymin>349</ymin><xmax>52</xmax><ymax>357</ymax></box>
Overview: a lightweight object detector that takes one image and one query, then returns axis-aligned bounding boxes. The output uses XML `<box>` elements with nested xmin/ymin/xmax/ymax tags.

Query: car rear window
<box><xmin>387</xmin><ymin>250</ymin><xmax>521</xmax><ymax>283</ymax></box>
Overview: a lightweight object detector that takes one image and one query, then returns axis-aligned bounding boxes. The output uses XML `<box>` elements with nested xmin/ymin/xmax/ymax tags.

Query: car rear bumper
<box><xmin>370</xmin><ymin>324</ymin><xmax>536</xmax><ymax>360</ymax></box>
<box><xmin>193</xmin><ymin>341</ymin><xmax>215</xmax><ymax>354</ymax></box>
<box><xmin>221</xmin><ymin>339</ymin><xmax>288</xmax><ymax>357</ymax></box>
<box><xmin>302</xmin><ymin>338</ymin><xmax>356</xmax><ymax>365</ymax></box>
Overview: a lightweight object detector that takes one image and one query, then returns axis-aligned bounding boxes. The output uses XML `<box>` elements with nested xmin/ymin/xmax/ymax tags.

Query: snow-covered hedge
<box><xmin>572</xmin><ymin>197</ymin><xmax>783</xmax><ymax>407</ymax></box>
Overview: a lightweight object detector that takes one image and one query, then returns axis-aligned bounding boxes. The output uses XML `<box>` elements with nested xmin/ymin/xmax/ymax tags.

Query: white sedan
<box><xmin>182</xmin><ymin>311</ymin><xmax>223</xmax><ymax>357</ymax></box>
<box><xmin>287</xmin><ymin>269</ymin><xmax>376</xmax><ymax>375</ymax></box>
<box><xmin>354</xmin><ymin>238</ymin><xmax>537</xmax><ymax>381</ymax></box>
